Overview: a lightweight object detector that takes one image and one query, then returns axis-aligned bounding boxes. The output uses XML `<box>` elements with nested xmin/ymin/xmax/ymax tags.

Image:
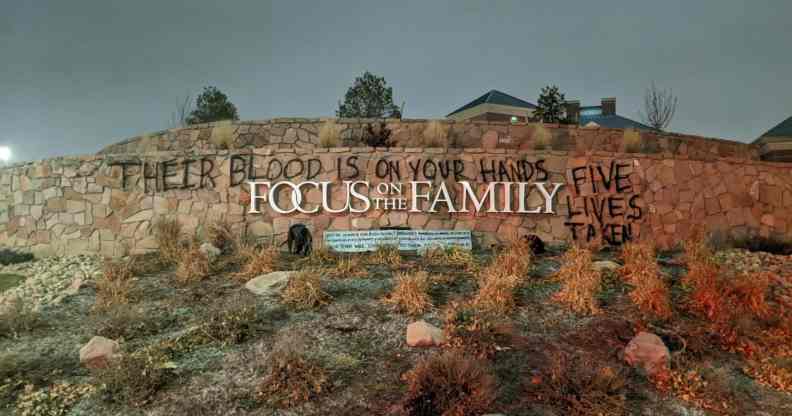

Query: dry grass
<box><xmin>623</xmin><ymin>129</ymin><xmax>642</xmax><ymax>153</ymax></box>
<box><xmin>369</xmin><ymin>244</ymin><xmax>401</xmax><ymax>267</ymax></box>
<box><xmin>256</xmin><ymin>342</ymin><xmax>329</xmax><ymax>408</ymax></box>
<box><xmin>385</xmin><ymin>271</ymin><xmax>433</xmax><ymax>316</ymax></box>
<box><xmin>154</xmin><ymin>218</ymin><xmax>183</xmax><ymax>265</ymax></box>
<box><xmin>0</xmin><ymin>297</ymin><xmax>41</xmax><ymax>338</ymax></box>
<box><xmin>472</xmin><ymin>270</ymin><xmax>520</xmax><ymax>316</ymax></box>
<box><xmin>91</xmin><ymin>346</ymin><xmax>174</xmax><ymax>408</ymax></box>
<box><xmin>205</xmin><ymin>217</ymin><xmax>234</xmax><ymax>252</ymax></box>
<box><xmin>401</xmin><ymin>350</ymin><xmax>495</xmax><ymax>416</ymax></box>
<box><xmin>420</xmin><ymin>120</ymin><xmax>449</xmax><ymax>148</ymax></box>
<box><xmin>552</xmin><ymin>246</ymin><xmax>602</xmax><ymax>315</ymax></box>
<box><xmin>281</xmin><ymin>270</ymin><xmax>332</xmax><ymax>310</ymax></box>
<box><xmin>199</xmin><ymin>294</ymin><xmax>258</xmax><ymax>346</ymax></box>
<box><xmin>424</xmin><ymin>246</ymin><xmax>477</xmax><ymax>271</ymax></box>
<box><xmin>533</xmin><ymin>123</ymin><xmax>551</xmax><ymax>150</ymax></box>
<box><xmin>328</xmin><ymin>256</ymin><xmax>367</xmax><ymax>279</ymax></box>
<box><xmin>442</xmin><ymin>301</ymin><xmax>514</xmax><ymax>359</ymax></box>
<box><xmin>94</xmin><ymin>258</ymin><xmax>136</xmax><ymax>310</ymax></box>
<box><xmin>318</xmin><ymin>120</ymin><xmax>343</xmax><ymax>148</ymax></box>
<box><xmin>235</xmin><ymin>244</ymin><xmax>278</xmax><ymax>281</ymax></box>
<box><xmin>174</xmin><ymin>244</ymin><xmax>211</xmax><ymax>285</ymax></box>
<box><xmin>490</xmin><ymin>236</ymin><xmax>532</xmax><ymax>280</ymax></box>
<box><xmin>619</xmin><ymin>241</ymin><xmax>672</xmax><ymax>320</ymax></box>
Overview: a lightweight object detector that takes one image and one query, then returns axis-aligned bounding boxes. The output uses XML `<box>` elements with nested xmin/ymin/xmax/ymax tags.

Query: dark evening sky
<box><xmin>2</xmin><ymin>0</ymin><xmax>791</xmax><ymax>162</ymax></box>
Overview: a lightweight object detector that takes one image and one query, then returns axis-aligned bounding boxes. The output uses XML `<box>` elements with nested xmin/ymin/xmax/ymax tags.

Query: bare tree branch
<box><xmin>640</xmin><ymin>82</ymin><xmax>678</xmax><ymax>131</ymax></box>
<box><xmin>170</xmin><ymin>95</ymin><xmax>193</xmax><ymax>128</ymax></box>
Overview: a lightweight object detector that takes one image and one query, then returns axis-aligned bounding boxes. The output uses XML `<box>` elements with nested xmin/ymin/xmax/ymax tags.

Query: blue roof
<box><xmin>447</xmin><ymin>90</ymin><xmax>536</xmax><ymax>117</ymax></box>
<box><xmin>761</xmin><ymin>115</ymin><xmax>792</xmax><ymax>138</ymax></box>
<box><xmin>580</xmin><ymin>114</ymin><xmax>654</xmax><ymax>130</ymax></box>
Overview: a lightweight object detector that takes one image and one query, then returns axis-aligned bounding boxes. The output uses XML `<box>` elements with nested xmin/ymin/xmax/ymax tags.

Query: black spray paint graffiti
<box><xmin>563</xmin><ymin>160</ymin><xmax>644</xmax><ymax>245</ymax></box>
<box><xmin>111</xmin><ymin>155</ymin><xmax>551</xmax><ymax>193</ymax></box>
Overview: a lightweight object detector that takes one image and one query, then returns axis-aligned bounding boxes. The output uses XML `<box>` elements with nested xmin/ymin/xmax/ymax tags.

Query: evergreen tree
<box><xmin>337</xmin><ymin>71</ymin><xmax>400</xmax><ymax>118</ymax></box>
<box><xmin>534</xmin><ymin>85</ymin><xmax>567</xmax><ymax>123</ymax></box>
<box><xmin>186</xmin><ymin>86</ymin><xmax>239</xmax><ymax>125</ymax></box>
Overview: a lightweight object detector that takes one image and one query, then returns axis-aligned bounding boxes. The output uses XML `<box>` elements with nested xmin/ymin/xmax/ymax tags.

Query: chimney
<box><xmin>564</xmin><ymin>100</ymin><xmax>580</xmax><ymax>123</ymax></box>
<box><xmin>601</xmin><ymin>97</ymin><xmax>616</xmax><ymax>116</ymax></box>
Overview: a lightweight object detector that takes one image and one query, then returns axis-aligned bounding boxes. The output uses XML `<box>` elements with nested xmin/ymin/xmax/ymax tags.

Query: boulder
<box><xmin>624</xmin><ymin>332</ymin><xmax>670</xmax><ymax>378</ymax></box>
<box><xmin>245</xmin><ymin>271</ymin><xmax>296</xmax><ymax>297</ymax></box>
<box><xmin>199</xmin><ymin>242</ymin><xmax>222</xmax><ymax>260</ymax></box>
<box><xmin>64</xmin><ymin>277</ymin><xmax>85</xmax><ymax>296</ymax></box>
<box><xmin>406</xmin><ymin>320</ymin><xmax>445</xmax><ymax>347</ymax></box>
<box><xmin>592</xmin><ymin>260</ymin><xmax>621</xmax><ymax>272</ymax></box>
<box><xmin>80</xmin><ymin>336</ymin><xmax>120</xmax><ymax>369</ymax></box>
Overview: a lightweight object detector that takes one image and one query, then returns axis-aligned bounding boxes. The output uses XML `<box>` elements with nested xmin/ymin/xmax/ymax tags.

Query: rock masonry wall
<box><xmin>1</xmin><ymin>137</ymin><xmax>790</xmax><ymax>257</ymax></box>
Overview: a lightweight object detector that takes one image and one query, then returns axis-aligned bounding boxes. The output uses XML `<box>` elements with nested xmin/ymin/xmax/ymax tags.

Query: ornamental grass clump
<box><xmin>553</xmin><ymin>246</ymin><xmax>602</xmax><ymax>315</ymax></box>
<box><xmin>369</xmin><ymin>244</ymin><xmax>401</xmax><ymax>267</ymax></box>
<box><xmin>154</xmin><ymin>218</ymin><xmax>183</xmax><ymax>265</ymax></box>
<box><xmin>401</xmin><ymin>350</ymin><xmax>496</xmax><ymax>416</ymax></box>
<box><xmin>256</xmin><ymin>343</ymin><xmax>329</xmax><ymax>408</ymax></box>
<box><xmin>94</xmin><ymin>258</ymin><xmax>136</xmax><ymax>310</ymax></box>
<box><xmin>281</xmin><ymin>270</ymin><xmax>332</xmax><ymax>310</ymax></box>
<box><xmin>443</xmin><ymin>301</ymin><xmax>514</xmax><ymax>359</ymax></box>
<box><xmin>174</xmin><ymin>244</ymin><xmax>211</xmax><ymax>285</ymax></box>
<box><xmin>235</xmin><ymin>244</ymin><xmax>278</xmax><ymax>281</ymax></box>
<box><xmin>92</xmin><ymin>346</ymin><xmax>175</xmax><ymax>408</ymax></box>
<box><xmin>619</xmin><ymin>241</ymin><xmax>672</xmax><ymax>320</ymax></box>
<box><xmin>472</xmin><ymin>270</ymin><xmax>520</xmax><ymax>316</ymax></box>
<box><xmin>385</xmin><ymin>270</ymin><xmax>433</xmax><ymax>316</ymax></box>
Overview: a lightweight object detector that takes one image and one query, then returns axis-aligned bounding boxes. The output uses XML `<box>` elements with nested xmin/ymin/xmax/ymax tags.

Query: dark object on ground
<box><xmin>287</xmin><ymin>224</ymin><xmax>313</xmax><ymax>256</ymax></box>
<box><xmin>524</xmin><ymin>234</ymin><xmax>546</xmax><ymax>255</ymax></box>
<box><xmin>731</xmin><ymin>234</ymin><xmax>792</xmax><ymax>255</ymax></box>
<box><xmin>364</xmin><ymin>122</ymin><xmax>394</xmax><ymax>147</ymax></box>
<box><xmin>0</xmin><ymin>249</ymin><xmax>34</xmax><ymax>266</ymax></box>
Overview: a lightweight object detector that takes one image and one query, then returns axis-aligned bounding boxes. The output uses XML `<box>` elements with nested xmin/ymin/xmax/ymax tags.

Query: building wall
<box><xmin>2</xmin><ymin>144</ymin><xmax>790</xmax><ymax>257</ymax></box>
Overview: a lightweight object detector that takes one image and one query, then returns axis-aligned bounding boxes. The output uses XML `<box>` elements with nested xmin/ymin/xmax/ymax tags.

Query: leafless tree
<box><xmin>640</xmin><ymin>82</ymin><xmax>678</xmax><ymax>131</ymax></box>
<box><xmin>170</xmin><ymin>95</ymin><xmax>193</xmax><ymax>128</ymax></box>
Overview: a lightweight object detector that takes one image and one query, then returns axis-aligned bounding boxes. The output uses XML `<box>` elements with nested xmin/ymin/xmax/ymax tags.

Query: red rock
<box><xmin>624</xmin><ymin>332</ymin><xmax>670</xmax><ymax>378</ymax></box>
<box><xmin>406</xmin><ymin>321</ymin><xmax>445</xmax><ymax>347</ymax></box>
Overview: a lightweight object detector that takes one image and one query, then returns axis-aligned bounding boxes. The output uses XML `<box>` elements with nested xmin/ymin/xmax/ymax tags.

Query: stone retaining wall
<box><xmin>98</xmin><ymin>118</ymin><xmax>759</xmax><ymax>162</ymax></box>
<box><xmin>2</xmin><ymin>145</ymin><xmax>790</xmax><ymax>257</ymax></box>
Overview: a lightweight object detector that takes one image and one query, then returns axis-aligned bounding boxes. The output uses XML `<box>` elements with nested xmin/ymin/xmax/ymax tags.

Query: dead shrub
<box><xmin>401</xmin><ymin>350</ymin><xmax>495</xmax><ymax>416</ymax></box>
<box><xmin>553</xmin><ymin>246</ymin><xmax>602</xmax><ymax>315</ymax></box>
<box><xmin>527</xmin><ymin>351</ymin><xmax>627</xmax><ymax>416</ymax></box>
<box><xmin>256</xmin><ymin>343</ymin><xmax>329</xmax><ymax>408</ymax></box>
<box><xmin>424</xmin><ymin>246</ymin><xmax>477</xmax><ymax>271</ymax></box>
<box><xmin>385</xmin><ymin>271</ymin><xmax>433</xmax><ymax>316</ymax></box>
<box><xmin>174</xmin><ymin>244</ymin><xmax>211</xmax><ymax>285</ymax></box>
<box><xmin>0</xmin><ymin>297</ymin><xmax>42</xmax><ymax>338</ymax></box>
<box><xmin>300</xmin><ymin>246</ymin><xmax>338</xmax><ymax>268</ymax></box>
<box><xmin>318</xmin><ymin>120</ymin><xmax>343</xmax><ymax>148</ymax></box>
<box><xmin>619</xmin><ymin>241</ymin><xmax>672</xmax><ymax>320</ymax></box>
<box><xmin>329</xmin><ymin>256</ymin><xmax>367</xmax><ymax>279</ymax></box>
<box><xmin>92</xmin><ymin>347</ymin><xmax>174</xmax><ymax>407</ymax></box>
<box><xmin>94</xmin><ymin>258</ymin><xmax>136</xmax><ymax>310</ymax></box>
<box><xmin>472</xmin><ymin>270</ymin><xmax>520</xmax><ymax>316</ymax></box>
<box><xmin>92</xmin><ymin>305</ymin><xmax>172</xmax><ymax>341</ymax></box>
<box><xmin>235</xmin><ymin>244</ymin><xmax>278</xmax><ymax>281</ymax></box>
<box><xmin>200</xmin><ymin>294</ymin><xmax>259</xmax><ymax>345</ymax></box>
<box><xmin>369</xmin><ymin>244</ymin><xmax>401</xmax><ymax>267</ymax></box>
<box><xmin>154</xmin><ymin>218</ymin><xmax>183</xmax><ymax>265</ymax></box>
<box><xmin>443</xmin><ymin>301</ymin><xmax>513</xmax><ymax>358</ymax></box>
<box><xmin>206</xmin><ymin>217</ymin><xmax>234</xmax><ymax>252</ymax></box>
<box><xmin>489</xmin><ymin>236</ymin><xmax>532</xmax><ymax>280</ymax></box>
<box><xmin>282</xmin><ymin>270</ymin><xmax>332</xmax><ymax>310</ymax></box>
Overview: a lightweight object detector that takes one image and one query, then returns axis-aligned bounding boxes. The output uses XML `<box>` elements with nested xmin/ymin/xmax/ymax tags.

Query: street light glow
<box><xmin>0</xmin><ymin>146</ymin><xmax>10</xmax><ymax>162</ymax></box>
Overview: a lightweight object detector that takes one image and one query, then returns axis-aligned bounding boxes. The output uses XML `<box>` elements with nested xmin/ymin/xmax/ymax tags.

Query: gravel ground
<box><xmin>0</xmin><ymin>255</ymin><xmax>102</xmax><ymax>311</ymax></box>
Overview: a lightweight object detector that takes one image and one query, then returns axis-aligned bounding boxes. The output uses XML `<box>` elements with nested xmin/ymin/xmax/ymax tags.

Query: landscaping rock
<box><xmin>406</xmin><ymin>320</ymin><xmax>445</xmax><ymax>347</ymax></box>
<box><xmin>0</xmin><ymin>255</ymin><xmax>101</xmax><ymax>310</ymax></box>
<box><xmin>80</xmin><ymin>336</ymin><xmax>120</xmax><ymax>369</ymax></box>
<box><xmin>592</xmin><ymin>260</ymin><xmax>621</xmax><ymax>272</ymax></box>
<box><xmin>199</xmin><ymin>242</ymin><xmax>222</xmax><ymax>260</ymax></box>
<box><xmin>245</xmin><ymin>271</ymin><xmax>296</xmax><ymax>296</ymax></box>
<box><xmin>624</xmin><ymin>332</ymin><xmax>670</xmax><ymax>377</ymax></box>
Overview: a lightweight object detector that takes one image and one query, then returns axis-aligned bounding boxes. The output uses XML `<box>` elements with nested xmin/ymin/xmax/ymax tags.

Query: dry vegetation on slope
<box><xmin>2</xmin><ymin>224</ymin><xmax>792</xmax><ymax>415</ymax></box>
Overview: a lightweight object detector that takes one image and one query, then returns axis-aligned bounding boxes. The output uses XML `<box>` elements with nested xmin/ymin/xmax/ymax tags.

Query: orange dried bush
<box><xmin>95</xmin><ymin>258</ymin><xmax>136</xmax><ymax>309</ymax></box>
<box><xmin>424</xmin><ymin>246</ymin><xmax>477</xmax><ymax>271</ymax></box>
<box><xmin>652</xmin><ymin>368</ymin><xmax>729</xmax><ymax>413</ymax></box>
<box><xmin>175</xmin><ymin>244</ymin><xmax>211</xmax><ymax>284</ymax></box>
<box><xmin>205</xmin><ymin>217</ymin><xmax>234</xmax><ymax>251</ymax></box>
<box><xmin>235</xmin><ymin>244</ymin><xmax>278</xmax><ymax>281</ymax></box>
<box><xmin>385</xmin><ymin>271</ymin><xmax>433</xmax><ymax>315</ymax></box>
<box><xmin>329</xmin><ymin>256</ymin><xmax>367</xmax><ymax>279</ymax></box>
<box><xmin>256</xmin><ymin>344</ymin><xmax>329</xmax><ymax>408</ymax></box>
<box><xmin>281</xmin><ymin>270</ymin><xmax>332</xmax><ymax>310</ymax></box>
<box><xmin>619</xmin><ymin>241</ymin><xmax>672</xmax><ymax>320</ymax></box>
<box><xmin>490</xmin><ymin>235</ymin><xmax>532</xmax><ymax>280</ymax></box>
<box><xmin>743</xmin><ymin>358</ymin><xmax>792</xmax><ymax>394</ymax></box>
<box><xmin>369</xmin><ymin>244</ymin><xmax>402</xmax><ymax>267</ymax></box>
<box><xmin>473</xmin><ymin>268</ymin><xmax>520</xmax><ymax>315</ymax></box>
<box><xmin>401</xmin><ymin>350</ymin><xmax>495</xmax><ymax>416</ymax></box>
<box><xmin>553</xmin><ymin>246</ymin><xmax>602</xmax><ymax>315</ymax></box>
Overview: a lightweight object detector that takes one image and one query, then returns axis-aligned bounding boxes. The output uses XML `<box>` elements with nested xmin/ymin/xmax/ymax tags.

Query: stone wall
<box><xmin>98</xmin><ymin>118</ymin><xmax>759</xmax><ymax>161</ymax></box>
<box><xmin>2</xmin><ymin>145</ymin><xmax>790</xmax><ymax>257</ymax></box>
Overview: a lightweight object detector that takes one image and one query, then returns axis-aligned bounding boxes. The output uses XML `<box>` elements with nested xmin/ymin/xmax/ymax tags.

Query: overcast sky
<box><xmin>2</xmin><ymin>0</ymin><xmax>791</xmax><ymax>162</ymax></box>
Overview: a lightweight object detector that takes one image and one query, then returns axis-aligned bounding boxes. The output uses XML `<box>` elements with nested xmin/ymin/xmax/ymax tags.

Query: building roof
<box><xmin>447</xmin><ymin>90</ymin><xmax>536</xmax><ymax>117</ymax></box>
<box><xmin>580</xmin><ymin>114</ymin><xmax>654</xmax><ymax>130</ymax></box>
<box><xmin>760</xmin><ymin>115</ymin><xmax>792</xmax><ymax>138</ymax></box>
